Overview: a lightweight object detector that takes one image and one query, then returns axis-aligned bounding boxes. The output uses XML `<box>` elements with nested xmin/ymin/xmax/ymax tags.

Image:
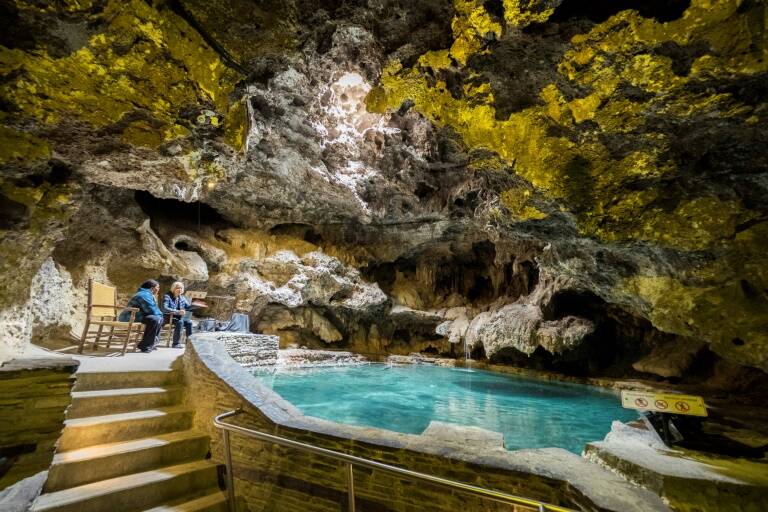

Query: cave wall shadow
<box><xmin>493</xmin><ymin>289</ymin><xmax>670</xmax><ymax>378</ymax></box>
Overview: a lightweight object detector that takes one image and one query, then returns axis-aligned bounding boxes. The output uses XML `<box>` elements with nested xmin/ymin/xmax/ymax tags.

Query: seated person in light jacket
<box><xmin>162</xmin><ymin>281</ymin><xmax>192</xmax><ymax>348</ymax></box>
<box><xmin>121</xmin><ymin>279</ymin><xmax>164</xmax><ymax>353</ymax></box>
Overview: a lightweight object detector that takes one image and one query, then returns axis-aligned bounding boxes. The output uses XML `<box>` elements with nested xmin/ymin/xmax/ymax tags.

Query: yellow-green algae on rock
<box><xmin>0</xmin><ymin>0</ymin><xmax>257</xmax><ymax>305</ymax></box>
<box><xmin>371</xmin><ymin>0</ymin><xmax>764</xmax><ymax>247</ymax></box>
<box><xmin>179</xmin><ymin>0</ymin><xmax>297</xmax><ymax>65</ymax></box>
<box><xmin>621</xmin><ymin>221</ymin><xmax>768</xmax><ymax>370</ymax></box>
<box><xmin>224</xmin><ymin>99</ymin><xmax>249</xmax><ymax>152</ymax></box>
<box><xmin>367</xmin><ymin>0</ymin><xmax>768</xmax><ymax>367</ymax></box>
<box><xmin>447</xmin><ymin>0</ymin><xmax>503</xmax><ymax>65</ymax></box>
<box><xmin>0</xmin><ymin>0</ymin><xmax>244</xmax><ymax>151</ymax></box>
<box><xmin>499</xmin><ymin>185</ymin><xmax>548</xmax><ymax>221</ymax></box>
<box><xmin>0</xmin><ymin>127</ymin><xmax>50</xmax><ymax>164</ymax></box>
<box><xmin>502</xmin><ymin>0</ymin><xmax>558</xmax><ymax>28</ymax></box>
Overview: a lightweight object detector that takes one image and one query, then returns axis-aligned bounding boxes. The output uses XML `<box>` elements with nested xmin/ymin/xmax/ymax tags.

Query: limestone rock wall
<box><xmin>0</xmin><ymin>357</ymin><xmax>78</xmax><ymax>490</ymax></box>
<box><xmin>0</xmin><ymin>258</ymin><xmax>79</xmax><ymax>364</ymax></box>
<box><xmin>1</xmin><ymin>0</ymin><xmax>766</xmax><ymax>381</ymax></box>
<box><xmin>368</xmin><ymin>0</ymin><xmax>768</xmax><ymax>370</ymax></box>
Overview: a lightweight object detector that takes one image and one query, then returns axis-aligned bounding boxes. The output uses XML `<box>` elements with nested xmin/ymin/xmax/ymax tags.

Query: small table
<box><xmin>185</xmin><ymin>292</ymin><xmax>236</xmax><ymax>320</ymax></box>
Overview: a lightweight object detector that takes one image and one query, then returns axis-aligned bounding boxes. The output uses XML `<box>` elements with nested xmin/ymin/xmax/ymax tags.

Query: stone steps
<box><xmin>57</xmin><ymin>405</ymin><xmax>194</xmax><ymax>451</ymax></box>
<box><xmin>31</xmin><ymin>460</ymin><xmax>220</xmax><ymax>512</ymax></box>
<box><xmin>68</xmin><ymin>386</ymin><xmax>184</xmax><ymax>419</ymax></box>
<box><xmin>45</xmin><ymin>429</ymin><xmax>210</xmax><ymax>492</ymax></box>
<box><xmin>73</xmin><ymin>370</ymin><xmax>181</xmax><ymax>392</ymax></box>
<box><xmin>142</xmin><ymin>491</ymin><xmax>229</xmax><ymax>512</ymax></box>
<box><xmin>34</xmin><ymin>361</ymin><xmax>230</xmax><ymax>512</ymax></box>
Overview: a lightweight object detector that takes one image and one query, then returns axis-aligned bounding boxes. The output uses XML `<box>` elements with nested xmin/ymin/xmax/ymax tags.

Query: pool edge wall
<box><xmin>183</xmin><ymin>334</ymin><xmax>668</xmax><ymax>512</ymax></box>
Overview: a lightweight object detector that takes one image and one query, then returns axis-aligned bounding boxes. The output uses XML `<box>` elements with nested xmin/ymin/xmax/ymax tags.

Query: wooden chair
<box><xmin>160</xmin><ymin>310</ymin><xmax>181</xmax><ymax>347</ymax></box>
<box><xmin>78</xmin><ymin>280</ymin><xmax>143</xmax><ymax>355</ymax></box>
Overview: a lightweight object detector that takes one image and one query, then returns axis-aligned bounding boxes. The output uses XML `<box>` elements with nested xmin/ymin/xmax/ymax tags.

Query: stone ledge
<box><xmin>386</xmin><ymin>353</ymin><xmax>456</xmax><ymax>366</ymax></box>
<box><xmin>421</xmin><ymin>421</ymin><xmax>504</xmax><ymax>451</ymax></box>
<box><xmin>0</xmin><ymin>357</ymin><xmax>77</xmax><ymax>490</ymax></box>
<box><xmin>186</xmin><ymin>334</ymin><xmax>669</xmax><ymax>512</ymax></box>
<box><xmin>585</xmin><ymin>422</ymin><xmax>768</xmax><ymax>511</ymax></box>
<box><xmin>0</xmin><ymin>357</ymin><xmax>79</xmax><ymax>378</ymax></box>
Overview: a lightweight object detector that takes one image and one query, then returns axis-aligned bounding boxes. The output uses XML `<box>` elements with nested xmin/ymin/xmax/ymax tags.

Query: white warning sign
<box><xmin>621</xmin><ymin>390</ymin><xmax>707</xmax><ymax>417</ymax></box>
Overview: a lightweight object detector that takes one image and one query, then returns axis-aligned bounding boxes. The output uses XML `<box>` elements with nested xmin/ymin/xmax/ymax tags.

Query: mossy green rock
<box><xmin>369</xmin><ymin>0</ymin><xmax>768</xmax><ymax>369</ymax></box>
<box><xmin>0</xmin><ymin>0</ymin><xmax>245</xmax><ymax>152</ymax></box>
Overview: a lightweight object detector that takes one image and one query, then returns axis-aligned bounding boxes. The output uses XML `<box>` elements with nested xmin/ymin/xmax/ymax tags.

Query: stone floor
<box><xmin>73</xmin><ymin>345</ymin><xmax>183</xmax><ymax>373</ymax></box>
<box><xmin>30</xmin><ymin>335</ymin><xmax>185</xmax><ymax>371</ymax></box>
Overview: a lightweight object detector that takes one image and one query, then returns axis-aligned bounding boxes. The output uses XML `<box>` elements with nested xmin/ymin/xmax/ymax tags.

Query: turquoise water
<box><xmin>253</xmin><ymin>364</ymin><xmax>637</xmax><ymax>453</ymax></box>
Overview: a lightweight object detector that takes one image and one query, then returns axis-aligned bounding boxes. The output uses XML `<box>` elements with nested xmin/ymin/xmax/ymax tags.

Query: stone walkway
<box><xmin>74</xmin><ymin>344</ymin><xmax>183</xmax><ymax>372</ymax></box>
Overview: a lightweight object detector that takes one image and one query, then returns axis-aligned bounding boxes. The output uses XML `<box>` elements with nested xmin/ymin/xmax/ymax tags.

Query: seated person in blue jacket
<box><xmin>162</xmin><ymin>281</ymin><xmax>192</xmax><ymax>348</ymax></box>
<box><xmin>121</xmin><ymin>279</ymin><xmax>164</xmax><ymax>353</ymax></box>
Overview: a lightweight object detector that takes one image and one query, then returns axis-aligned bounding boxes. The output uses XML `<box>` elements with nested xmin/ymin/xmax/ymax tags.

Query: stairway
<box><xmin>32</xmin><ymin>367</ymin><xmax>228</xmax><ymax>512</ymax></box>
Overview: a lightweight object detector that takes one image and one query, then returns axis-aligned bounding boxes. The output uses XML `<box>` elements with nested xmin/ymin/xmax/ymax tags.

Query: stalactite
<box><xmin>489</xmin><ymin>264</ymin><xmax>505</xmax><ymax>297</ymax></box>
<box><xmin>416</xmin><ymin>256</ymin><xmax>436</xmax><ymax>292</ymax></box>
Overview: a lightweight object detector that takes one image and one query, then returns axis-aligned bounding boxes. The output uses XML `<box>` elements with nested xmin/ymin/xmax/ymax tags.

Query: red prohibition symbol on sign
<box><xmin>675</xmin><ymin>401</ymin><xmax>690</xmax><ymax>413</ymax></box>
<box><xmin>634</xmin><ymin>398</ymin><xmax>648</xmax><ymax>407</ymax></box>
<box><xmin>654</xmin><ymin>399</ymin><xmax>668</xmax><ymax>410</ymax></box>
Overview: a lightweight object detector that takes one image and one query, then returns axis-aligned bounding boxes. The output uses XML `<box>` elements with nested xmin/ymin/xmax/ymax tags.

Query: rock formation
<box><xmin>1</xmin><ymin>0</ymin><xmax>766</xmax><ymax>387</ymax></box>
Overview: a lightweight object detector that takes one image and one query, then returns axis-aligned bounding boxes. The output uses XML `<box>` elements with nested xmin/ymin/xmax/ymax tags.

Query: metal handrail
<box><xmin>214</xmin><ymin>409</ymin><xmax>575</xmax><ymax>512</ymax></box>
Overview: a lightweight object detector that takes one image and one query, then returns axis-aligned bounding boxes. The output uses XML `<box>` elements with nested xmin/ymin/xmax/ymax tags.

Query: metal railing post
<box><xmin>213</xmin><ymin>410</ymin><xmax>573</xmax><ymax>512</ymax></box>
<box><xmin>347</xmin><ymin>463</ymin><xmax>355</xmax><ymax>512</ymax></box>
<box><xmin>223</xmin><ymin>428</ymin><xmax>236</xmax><ymax>512</ymax></box>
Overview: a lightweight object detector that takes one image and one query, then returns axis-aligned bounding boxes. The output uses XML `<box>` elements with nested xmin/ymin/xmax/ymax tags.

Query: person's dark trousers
<box><xmin>138</xmin><ymin>315</ymin><xmax>163</xmax><ymax>351</ymax></box>
<box><xmin>172</xmin><ymin>318</ymin><xmax>192</xmax><ymax>346</ymax></box>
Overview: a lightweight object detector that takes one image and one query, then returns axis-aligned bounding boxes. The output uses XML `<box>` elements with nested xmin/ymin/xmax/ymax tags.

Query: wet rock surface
<box><xmin>221</xmin><ymin>333</ymin><xmax>279</xmax><ymax>367</ymax></box>
<box><xmin>274</xmin><ymin>348</ymin><xmax>369</xmax><ymax>368</ymax></box>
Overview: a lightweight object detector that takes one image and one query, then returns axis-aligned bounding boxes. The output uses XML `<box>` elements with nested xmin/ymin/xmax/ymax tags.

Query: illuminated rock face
<box><xmin>0</xmin><ymin>1</ymin><xmax>766</xmax><ymax>375</ymax></box>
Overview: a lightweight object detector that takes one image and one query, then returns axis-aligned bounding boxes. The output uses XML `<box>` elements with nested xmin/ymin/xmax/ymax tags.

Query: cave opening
<box><xmin>46</xmin><ymin>160</ymin><xmax>73</xmax><ymax>184</ymax></box>
<box><xmin>493</xmin><ymin>289</ymin><xmax>661</xmax><ymax>377</ymax></box>
<box><xmin>414</xmin><ymin>181</ymin><xmax>435</xmax><ymax>200</ymax></box>
<box><xmin>362</xmin><ymin>260</ymin><xmax>402</xmax><ymax>295</ymax></box>
<box><xmin>542</xmin><ymin>289</ymin><xmax>606</xmax><ymax>320</ymax></box>
<box><xmin>427</xmin><ymin>241</ymin><xmax>540</xmax><ymax>303</ymax></box>
<box><xmin>483</xmin><ymin>0</ymin><xmax>505</xmax><ymax>21</ymax></box>
<box><xmin>466</xmin><ymin>275</ymin><xmax>493</xmax><ymax>302</ymax></box>
<box><xmin>174</xmin><ymin>240</ymin><xmax>193</xmax><ymax>251</ymax></box>
<box><xmin>393</xmin><ymin>329</ymin><xmax>411</xmax><ymax>344</ymax></box>
<box><xmin>134</xmin><ymin>190</ymin><xmax>228</xmax><ymax>231</ymax></box>
<box><xmin>508</xmin><ymin>260</ymin><xmax>539</xmax><ymax>298</ymax></box>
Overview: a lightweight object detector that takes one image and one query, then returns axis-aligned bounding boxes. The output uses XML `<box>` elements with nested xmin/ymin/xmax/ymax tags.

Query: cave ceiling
<box><xmin>0</xmin><ymin>0</ymin><xmax>766</xmax><ymax>370</ymax></box>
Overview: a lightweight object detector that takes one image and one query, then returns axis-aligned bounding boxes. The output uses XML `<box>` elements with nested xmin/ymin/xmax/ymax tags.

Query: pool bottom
<box><xmin>253</xmin><ymin>363</ymin><xmax>638</xmax><ymax>454</ymax></box>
